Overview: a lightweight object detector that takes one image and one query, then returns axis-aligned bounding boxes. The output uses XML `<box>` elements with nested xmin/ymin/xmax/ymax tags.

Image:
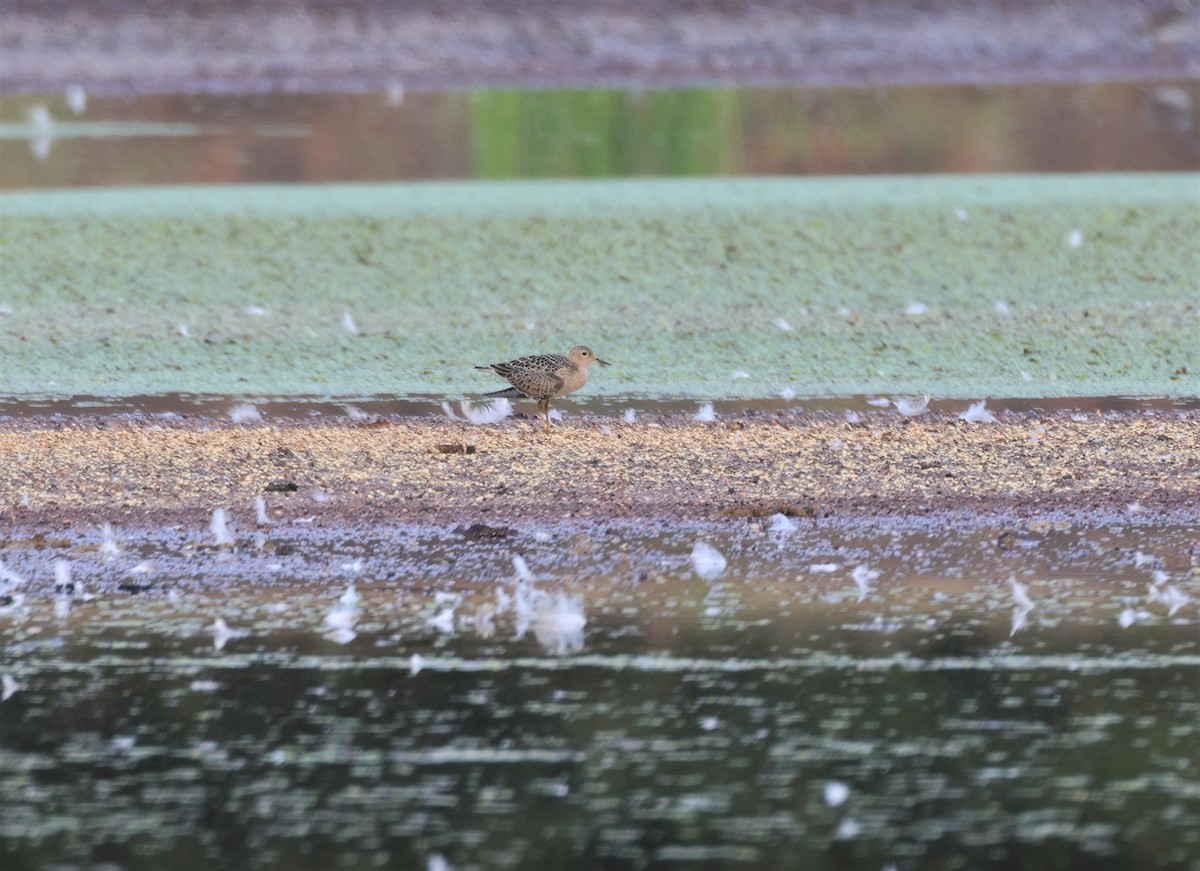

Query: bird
<box><xmin>475</xmin><ymin>345</ymin><xmax>610</xmax><ymax>433</ymax></box>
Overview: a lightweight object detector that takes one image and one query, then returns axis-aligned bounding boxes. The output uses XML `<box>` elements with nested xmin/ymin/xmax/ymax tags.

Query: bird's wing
<box><xmin>477</xmin><ymin>354</ymin><xmax>569</xmax><ymax>398</ymax></box>
<box><xmin>505</xmin><ymin>368</ymin><xmax>564</xmax><ymax>398</ymax></box>
<box><xmin>488</xmin><ymin>353</ymin><xmax>567</xmax><ymax>377</ymax></box>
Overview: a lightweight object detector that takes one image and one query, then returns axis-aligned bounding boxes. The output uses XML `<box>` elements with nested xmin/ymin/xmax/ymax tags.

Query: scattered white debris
<box><xmin>0</xmin><ymin>594</ymin><xmax>24</xmax><ymax>617</ymax></box>
<box><xmin>1134</xmin><ymin>551</ymin><xmax>1158</xmax><ymax>568</ymax></box>
<box><xmin>768</xmin><ymin>513</ymin><xmax>797</xmax><ymax>535</ymax></box>
<box><xmin>65</xmin><ymin>84</ymin><xmax>87</xmax><ymax>114</ymax></box>
<box><xmin>905</xmin><ymin>301</ymin><xmax>930</xmax><ymax>315</ymax></box>
<box><xmin>325</xmin><ymin>627</ymin><xmax>357</xmax><ymax>645</ymax></box>
<box><xmin>55</xmin><ymin>560</ymin><xmax>72</xmax><ymax>590</ymax></box>
<box><xmin>0</xmin><ymin>559</ymin><xmax>27</xmax><ymax>590</ymax></box>
<box><xmin>1021</xmin><ymin>371</ymin><xmax>1033</xmax><ymax>381</ymax></box>
<box><xmin>866</xmin><ymin>397</ymin><xmax>891</xmax><ymax>408</ymax></box>
<box><xmin>427</xmin><ymin>607</ymin><xmax>456</xmax><ymax>634</ymax></box>
<box><xmin>386</xmin><ymin>81</ymin><xmax>406</xmax><ymax>107</ymax></box>
<box><xmin>177</xmin><ymin>323</ymin><xmax>191</xmax><ymax>338</ymax></box>
<box><xmin>824</xmin><ymin>781</ymin><xmax>850</xmax><ymax>807</ymax></box>
<box><xmin>779</xmin><ymin>387</ymin><xmax>797</xmax><ymax>400</ymax></box>
<box><xmin>229</xmin><ymin>403</ymin><xmax>262</xmax><ymax>424</ymax></box>
<box><xmin>211</xmin><ymin>508</ymin><xmax>234</xmax><ymax>547</ymax></box>
<box><xmin>852</xmin><ymin>565</ymin><xmax>881</xmax><ymax>602</ymax></box>
<box><xmin>835</xmin><ymin>817</ymin><xmax>862</xmax><ymax>839</ymax></box>
<box><xmin>1009</xmin><ymin>576</ymin><xmax>1035</xmax><ymax>610</ymax></box>
<box><xmin>324</xmin><ymin>603</ymin><xmax>358</xmax><ymax>632</ymax></box>
<box><xmin>341</xmin><ymin>558</ymin><xmax>365</xmax><ymax>574</ymax></box>
<box><xmin>547</xmin><ymin>409</ymin><xmax>564</xmax><ymax>422</ymax></box>
<box><xmin>440</xmin><ymin>401</ymin><xmax>463</xmax><ymax>421</ymax></box>
<box><xmin>474</xmin><ymin>606</ymin><xmax>496</xmax><ymax>639</ymax></box>
<box><xmin>693</xmin><ymin>402</ymin><xmax>717</xmax><ymax>422</ymax></box>
<box><xmin>340</xmin><ymin>404</ymin><xmax>370</xmax><ymax>420</ymax></box>
<box><xmin>513</xmin><ymin>555</ymin><xmax>535</xmax><ymax>583</ymax></box>
<box><xmin>427</xmin><ymin>852</ymin><xmax>450</xmax><ymax>871</ymax></box>
<box><xmin>54</xmin><ymin>593</ymin><xmax>72</xmax><ymax>620</ymax></box>
<box><xmin>810</xmin><ymin>563</ymin><xmax>841</xmax><ymax>574</ymax></box>
<box><xmin>211</xmin><ymin>618</ymin><xmax>245</xmax><ymax>651</ymax></box>
<box><xmin>28</xmin><ymin>105</ymin><xmax>55</xmax><ymax>161</ymax></box>
<box><xmin>776</xmin><ymin>318</ymin><xmax>793</xmax><ymax>332</ymax></box>
<box><xmin>526</xmin><ymin>593</ymin><xmax>587</xmax><ymax>656</ymax></box>
<box><xmin>459</xmin><ymin>399</ymin><xmax>512</xmax><ymax>425</ymax></box>
<box><xmin>690</xmin><ymin>542</ymin><xmax>727</xmax><ymax>580</ymax></box>
<box><xmin>254</xmin><ymin>496</ymin><xmax>269</xmax><ymax>525</ymax></box>
<box><xmin>1118</xmin><ymin>608</ymin><xmax>1151</xmax><ymax>629</ymax></box>
<box><xmin>994</xmin><ymin>300</ymin><xmax>1011</xmax><ymax>315</ymax></box>
<box><xmin>845</xmin><ymin>410</ymin><xmax>862</xmax><ymax>424</ymax></box>
<box><xmin>341</xmin><ymin>310</ymin><xmax>360</xmax><ymax>335</ymax></box>
<box><xmin>1</xmin><ymin>675</ymin><xmax>19</xmax><ymax>702</ymax></box>
<box><xmin>130</xmin><ymin>560</ymin><xmax>154</xmax><ymax>575</ymax></box>
<box><xmin>338</xmin><ymin>583</ymin><xmax>360</xmax><ymax>608</ymax></box>
<box><xmin>1009</xmin><ymin>576</ymin><xmax>1036</xmax><ymax>636</ymax></box>
<box><xmin>954</xmin><ymin>207</ymin><xmax>969</xmax><ymax>221</ymax></box>
<box><xmin>893</xmin><ymin>395</ymin><xmax>930</xmax><ymax>417</ymax></box>
<box><xmin>1158</xmin><ymin>585</ymin><xmax>1191</xmax><ymax>617</ymax></box>
<box><xmin>409</xmin><ymin>653</ymin><xmax>425</xmax><ymax>676</ymax></box>
<box><xmin>1068</xmin><ymin>229</ymin><xmax>1084</xmax><ymax>248</ymax></box>
<box><xmin>97</xmin><ymin>524</ymin><xmax>122</xmax><ymax>558</ymax></box>
<box><xmin>959</xmin><ymin>400</ymin><xmax>997</xmax><ymax>424</ymax></box>
<box><xmin>189</xmin><ymin>680</ymin><xmax>222</xmax><ymax>692</ymax></box>
<box><xmin>311</xmin><ymin>488</ymin><xmax>331</xmax><ymax>504</ymax></box>
<box><xmin>700</xmin><ymin>716</ymin><xmax>720</xmax><ymax>731</ymax></box>
<box><xmin>623</xmin><ymin>408</ymin><xmax>637</xmax><ymax>423</ymax></box>
<box><xmin>246</xmin><ymin>305</ymin><xmax>269</xmax><ymax>316</ymax></box>
<box><xmin>731</xmin><ymin>371</ymin><xmax>751</xmax><ymax>380</ymax></box>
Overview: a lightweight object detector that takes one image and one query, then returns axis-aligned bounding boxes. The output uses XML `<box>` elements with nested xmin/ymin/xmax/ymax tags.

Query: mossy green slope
<box><xmin>1</xmin><ymin>175</ymin><xmax>1196</xmax><ymax>399</ymax></box>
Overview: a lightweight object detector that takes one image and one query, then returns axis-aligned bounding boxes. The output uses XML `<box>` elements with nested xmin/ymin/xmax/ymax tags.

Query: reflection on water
<box><xmin>1</xmin><ymin>522</ymin><xmax>1197</xmax><ymax>869</ymax></box>
<box><xmin>1</xmin><ymin>81</ymin><xmax>1196</xmax><ymax>189</ymax></box>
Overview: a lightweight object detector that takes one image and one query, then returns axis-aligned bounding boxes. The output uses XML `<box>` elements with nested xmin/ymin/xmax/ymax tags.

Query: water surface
<box><xmin>2</xmin><ymin>81</ymin><xmax>1196</xmax><ymax>189</ymax></box>
<box><xmin>2</xmin><ymin>522</ymin><xmax>1197</xmax><ymax>869</ymax></box>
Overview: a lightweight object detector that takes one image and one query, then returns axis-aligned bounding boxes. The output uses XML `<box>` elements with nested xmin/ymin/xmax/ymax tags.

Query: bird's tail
<box><xmin>473</xmin><ymin>365</ymin><xmax>493</xmax><ymax>372</ymax></box>
<box><xmin>483</xmin><ymin>386</ymin><xmax>527</xmax><ymax>398</ymax></box>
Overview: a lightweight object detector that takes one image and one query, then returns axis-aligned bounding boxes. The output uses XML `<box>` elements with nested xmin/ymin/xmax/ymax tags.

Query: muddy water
<box><xmin>1</xmin><ymin>522</ymin><xmax>1197</xmax><ymax>869</ymax></box>
<box><xmin>2</xmin><ymin>80</ymin><xmax>1197</xmax><ymax>190</ymax></box>
<box><xmin>2</xmin><ymin>393</ymin><xmax>1199</xmax><ymax>420</ymax></box>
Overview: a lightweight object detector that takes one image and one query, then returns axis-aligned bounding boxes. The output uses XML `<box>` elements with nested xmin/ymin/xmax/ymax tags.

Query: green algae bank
<box><xmin>2</xmin><ymin>174</ymin><xmax>1196</xmax><ymax>401</ymax></box>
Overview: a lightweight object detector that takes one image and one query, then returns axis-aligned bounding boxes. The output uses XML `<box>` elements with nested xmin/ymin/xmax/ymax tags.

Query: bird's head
<box><xmin>569</xmin><ymin>345</ymin><xmax>610</xmax><ymax>367</ymax></box>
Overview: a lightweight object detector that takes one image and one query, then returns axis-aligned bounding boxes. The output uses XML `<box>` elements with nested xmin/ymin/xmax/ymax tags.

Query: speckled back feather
<box><xmin>476</xmin><ymin>353</ymin><xmax>576</xmax><ymax>399</ymax></box>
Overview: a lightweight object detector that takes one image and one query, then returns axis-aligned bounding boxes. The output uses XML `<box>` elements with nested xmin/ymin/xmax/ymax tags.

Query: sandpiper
<box><xmin>475</xmin><ymin>345</ymin><xmax>610</xmax><ymax>433</ymax></box>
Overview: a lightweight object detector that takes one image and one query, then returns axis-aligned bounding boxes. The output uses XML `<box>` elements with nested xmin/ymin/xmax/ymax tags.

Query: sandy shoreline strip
<box><xmin>2</xmin><ymin>413</ymin><xmax>1197</xmax><ymax>532</ymax></box>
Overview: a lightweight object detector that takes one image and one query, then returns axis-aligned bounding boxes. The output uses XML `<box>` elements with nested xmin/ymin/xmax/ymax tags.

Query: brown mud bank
<box><xmin>1</xmin><ymin>410</ymin><xmax>1197</xmax><ymax>535</ymax></box>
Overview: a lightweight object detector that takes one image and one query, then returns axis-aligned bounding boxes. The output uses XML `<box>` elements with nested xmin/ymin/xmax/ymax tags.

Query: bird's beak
<box><xmin>597</xmin><ymin>358</ymin><xmax>611</xmax><ymax>366</ymax></box>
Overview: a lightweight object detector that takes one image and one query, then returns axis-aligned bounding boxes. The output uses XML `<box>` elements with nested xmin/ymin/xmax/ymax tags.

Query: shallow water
<box><xmin>2</xmin><ymin>80</ymin><xmax>1197</xmax><ymax>189</ymax></box>
<box><xmin>2</xmin><ymin>393</ymin><xmax>1200</xmax><ymax>420</ymax></box>
<box><xmin>2</xmin><ymin>522</ymin><xmax>1197</xmax><ymax>869</ymax></box>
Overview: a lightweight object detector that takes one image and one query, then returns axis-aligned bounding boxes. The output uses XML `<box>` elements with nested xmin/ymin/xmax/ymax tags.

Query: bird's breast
<box><xmin>558</xmin><ymin>365</ymin><xmax>588</xmax><ymax>395</ymax></box>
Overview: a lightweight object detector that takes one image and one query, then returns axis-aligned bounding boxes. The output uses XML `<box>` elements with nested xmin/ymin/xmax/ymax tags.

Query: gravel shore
<box><xmin>3</xmin><ymin>412</ymin><xmax>1197</xmax><ymax>536</ymax></box>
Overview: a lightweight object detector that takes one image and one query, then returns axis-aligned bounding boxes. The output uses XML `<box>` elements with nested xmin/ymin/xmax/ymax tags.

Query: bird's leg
<box><xmin>538</xmin><ymin>398</ymin><xmax>552</xmax><ymax>433</ymax></box>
